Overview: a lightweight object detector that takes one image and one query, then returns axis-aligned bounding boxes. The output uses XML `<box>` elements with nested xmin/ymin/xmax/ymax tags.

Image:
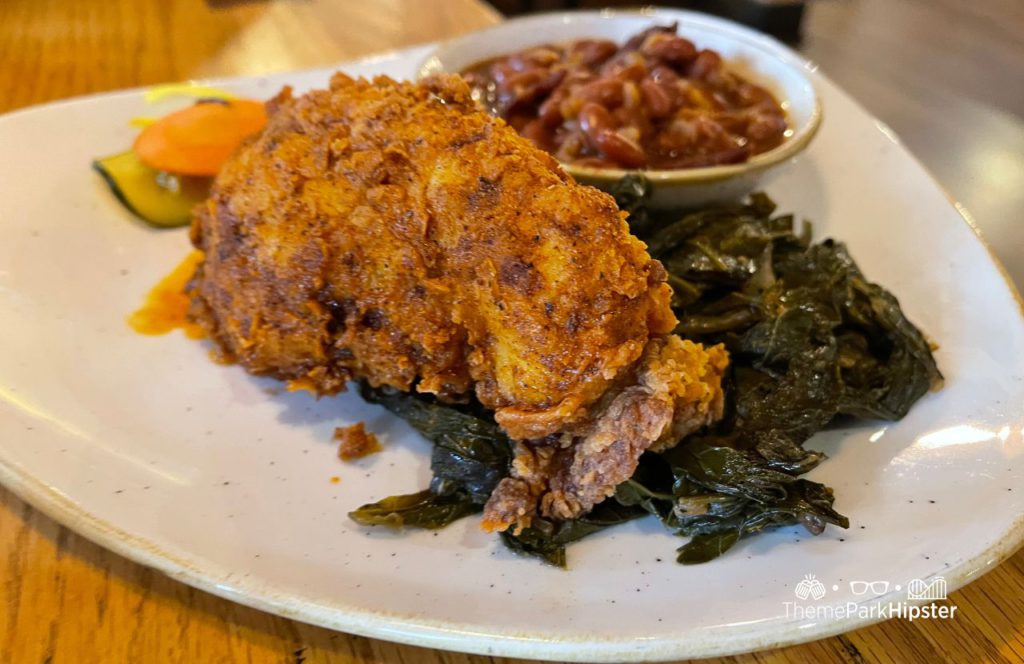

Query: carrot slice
<box><xmin>133</xmin><ymin>99</ymin><xmax>267</xmax><ymax>177</ymax></box>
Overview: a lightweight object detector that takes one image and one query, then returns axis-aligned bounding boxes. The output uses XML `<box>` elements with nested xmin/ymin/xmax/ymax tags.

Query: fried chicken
<box><xmin>483</xmin><ymin>336</ymin><xmax>727</xmax><ymax>531</ymax></box>
<box><xmin>188</xmin><ymin>73</ymin><xmax>727</xmax><ymax>532</ymax></box>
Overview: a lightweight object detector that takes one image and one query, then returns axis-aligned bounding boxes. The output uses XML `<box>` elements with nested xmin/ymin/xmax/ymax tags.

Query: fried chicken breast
<box><xmin>188</xmin><ymin>73</ymin><xmax>727</xmax><ymax>532</ymax></box>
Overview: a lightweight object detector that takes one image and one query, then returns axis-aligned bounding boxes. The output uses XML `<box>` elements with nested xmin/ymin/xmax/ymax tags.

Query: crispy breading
<box><xmin>334</xmin><ymin>422</ymin><xmax>381</xmax><ymax>461</ymax></box>
<box><xmin>188</xmin><ymin>73</ymin><xmax>726</xmax><ymax>531</ymax></box>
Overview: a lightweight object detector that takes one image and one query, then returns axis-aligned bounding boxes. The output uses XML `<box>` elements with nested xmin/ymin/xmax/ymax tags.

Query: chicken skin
<box><xmin>188</xmin><ymin>73</ymin><xmax>727</xmax><ymax>532</ymax></box>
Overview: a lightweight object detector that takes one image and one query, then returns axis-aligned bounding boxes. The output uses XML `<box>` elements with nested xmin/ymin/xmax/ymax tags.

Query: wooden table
<box><xmin>1</xmin><ymin>1</ymin><xmax>1022</xmax><ymax>662</ymax></box>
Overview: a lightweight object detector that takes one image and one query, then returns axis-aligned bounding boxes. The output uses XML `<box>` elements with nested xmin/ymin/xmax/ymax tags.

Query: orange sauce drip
<box><xmin>128</xmin><ymin>250</ymin><xmax>206</xmax><ymax>338</ymax></box>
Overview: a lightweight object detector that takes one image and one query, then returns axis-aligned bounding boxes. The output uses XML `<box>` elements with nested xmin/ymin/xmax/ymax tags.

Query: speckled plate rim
<box><xmin>1</xmin><ymin>46</ymin><xmax>1023</xmax><ymax>664</ymax></box>
<box><xmin>417</xmin><ymin>8</ymin><xmax>824</xmax><ymax>187</ymax></box>
<box><xmin>1</xmin><ymin>403</ymin><xmax>1022</xmax><ymax>662</ymax></box>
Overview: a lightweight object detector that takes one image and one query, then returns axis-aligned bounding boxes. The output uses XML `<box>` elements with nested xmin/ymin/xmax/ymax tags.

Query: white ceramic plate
<box><xmin>0</xmin><ymin>10</ymin><xmax>1022</xmax><ymax>662</ymax></box>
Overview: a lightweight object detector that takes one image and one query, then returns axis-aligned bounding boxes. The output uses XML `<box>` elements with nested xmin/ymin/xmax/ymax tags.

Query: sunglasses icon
<box><xmin>850</xmin><ymin>581</ymin><xmax>890</xmax><ymax>595</ymax></box>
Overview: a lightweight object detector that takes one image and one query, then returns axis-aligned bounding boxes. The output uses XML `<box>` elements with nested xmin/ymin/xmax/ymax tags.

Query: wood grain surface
<box><xmin>1</xmin><ymin>1</ymin><xmax>1022</xmax><ymax>662</ymax></box>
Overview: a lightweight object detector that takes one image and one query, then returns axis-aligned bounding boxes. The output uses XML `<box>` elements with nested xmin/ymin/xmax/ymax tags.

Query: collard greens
<box><xmin>349</xmin><ymin>177</ymin><xmax>941</xmax><ymax>565</ymax></box>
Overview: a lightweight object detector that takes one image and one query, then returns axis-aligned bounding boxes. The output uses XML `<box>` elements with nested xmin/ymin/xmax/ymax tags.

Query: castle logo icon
<box><xmin>907</xmin><ymin>577</ymin><xmax>948</xmax><ymax>601</ymax></box>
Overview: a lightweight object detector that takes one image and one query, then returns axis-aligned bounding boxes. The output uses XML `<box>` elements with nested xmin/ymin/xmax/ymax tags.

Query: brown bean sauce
<box><xmin>461</xmin><ymin>24</ymin><xmax>789</xmax><ymax>170</ymax></box>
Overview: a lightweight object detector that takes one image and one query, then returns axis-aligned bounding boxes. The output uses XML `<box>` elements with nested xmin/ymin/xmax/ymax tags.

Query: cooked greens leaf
<box><xmin>358</xmin><ymin>384</ymin><xmax>512</xmax><ymax>503</ymax></box>
<box><xmin>677</xmin><ymin>531</ymin><xmax>741</xmax><ymax>565</ymax></box>
<box><xmin>348</xmin><ymin>489</ymin><xmax>480</xmax><ymax>529</ymax></box>
<box><xmin>609</xmin><ymin>174</ymin><xmax>656</xmax><ymax>236</ymax></box>
<box><xmin>665</xmin><ymin>437</ymin><xmax>801</xmax><ymax>504</ymax></box>
<box><xmin>500</xmin><ymin>501</ymin><xmax>647</xmax><ymax>568</ymax></box>
<box><xmin>611</xmin><ymin>178</ymin><xmax>939</xmax><ymax>563</ymax></box>
<box><xmin>673</xmin><ymin>480</ymin><xmax>849</xmax><ymax>563</ymax></box>
<box><xmin>349</xmin><ymin>385</ymin><xmax>510</xmax><ymax>532</ymax></box>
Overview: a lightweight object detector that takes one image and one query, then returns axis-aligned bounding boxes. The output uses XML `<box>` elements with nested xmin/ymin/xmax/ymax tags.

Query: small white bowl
<box><xmin>419</xmin><ymin>9</ymin><xmax>822</xmax><ymax>208</ymax></box>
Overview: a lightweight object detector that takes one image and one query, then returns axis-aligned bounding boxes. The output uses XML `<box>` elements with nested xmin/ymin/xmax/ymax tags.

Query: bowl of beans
<box><xmin>419</xmin><ymin>9</ymin><xmax>821</xmax><ymax>208</ymax></box>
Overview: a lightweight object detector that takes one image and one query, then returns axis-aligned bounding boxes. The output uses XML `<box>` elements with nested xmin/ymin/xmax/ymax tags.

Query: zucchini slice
<box><xmin>93</xmin><ymin>151</ymin><xmax>210</xmax><ymax>228</ymax></box>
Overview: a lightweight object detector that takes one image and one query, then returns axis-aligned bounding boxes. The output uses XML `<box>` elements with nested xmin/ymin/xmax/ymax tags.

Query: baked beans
<box><xmin>461</xmin><ymin>24</ymin><xmax>788</xmax><ymax>170</ymax></box>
